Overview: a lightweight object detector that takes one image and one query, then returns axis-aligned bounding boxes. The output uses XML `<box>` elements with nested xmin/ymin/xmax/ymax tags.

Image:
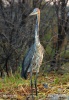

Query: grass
<box><xmin>54</xmin><ymin>77</ymin><xmax>60</xmax><ymax>84</ymax></box>
<box><xmin>0</xmin><ymin>72</ymin><xmax>69</xmax><ymax>99</ymax></box>
<box><xmin>2</xmin><ymin>74</ymin><xmax>30</xmax><ymax>88</ymax></box>
<box><xmin>61</xmin><ymin>73</ymin><xmax>69</xmax><ymax>84</ymax></box>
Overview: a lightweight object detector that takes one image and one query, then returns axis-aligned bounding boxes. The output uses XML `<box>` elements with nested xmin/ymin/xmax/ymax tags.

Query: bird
<box><xmin>21</xmin><ymin>8</ymin><xmax>44</xmax><ymax>96</ymax></box>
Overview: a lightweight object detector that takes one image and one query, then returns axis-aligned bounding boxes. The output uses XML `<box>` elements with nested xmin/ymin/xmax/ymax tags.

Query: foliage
<box><xmin>0</xmin><ymin>0</ymin><xmax>69</xmax><ymax>99</ymax></box>
<box><xmin>0</xmin><ymin>0</ymin><xmax>69</xmax><ymax>77</ymax></box>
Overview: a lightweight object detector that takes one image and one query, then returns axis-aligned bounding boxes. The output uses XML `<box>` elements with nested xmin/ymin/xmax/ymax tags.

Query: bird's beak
<box><xmin>29</xmin><ymin>12</ymin><xmax>37</xmax><ymax>16</ymax></box>
<box><xmin>29</xmin><ymin>12</ymin><xmax>33</xmax><ymax>16</ymax></box>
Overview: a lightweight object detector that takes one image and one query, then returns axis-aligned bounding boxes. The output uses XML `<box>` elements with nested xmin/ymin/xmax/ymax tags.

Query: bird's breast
<box><xmin>34</xmin><ymin>44</ymin><xmax>44</xmax><ymax>62</ymax></box>
<box><xmin>27</xmin><ymin>44</ymin><xmax>44</xmax><ymax>73</ymax></box>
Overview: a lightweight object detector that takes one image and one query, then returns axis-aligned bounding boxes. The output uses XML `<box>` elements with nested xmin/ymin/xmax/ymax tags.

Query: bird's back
<box><xmin>21</xmin><ymin>44</ymin><xmax>35</xmax><ymax>79</ymax></box>
<box><xmin>21</xmin><ymin>43</ymin><xmax>44</xmax><ymax>79</ymax></box>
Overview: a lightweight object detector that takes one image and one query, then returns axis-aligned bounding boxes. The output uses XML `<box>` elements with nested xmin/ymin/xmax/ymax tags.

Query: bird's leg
<box><xmin>34</xmin><ymin>71</ymin><xmax>38</xmax><ymax>96</ymax></box>
<box><xmin>30</xmin><ymin>70</ymin><xmax>33</xmax><ymax>98</ymax></box>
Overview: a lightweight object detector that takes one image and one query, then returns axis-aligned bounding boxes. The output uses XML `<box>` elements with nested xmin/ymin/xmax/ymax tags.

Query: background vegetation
<box><xmin>0</xmin><ymin>0</ymin><xmax>69</xmax><ymax>76</ymax></box>
<box><xmin>0</xmin><ymin>0</ymin><xmax>69</xmax><ymax>99</ymax></box>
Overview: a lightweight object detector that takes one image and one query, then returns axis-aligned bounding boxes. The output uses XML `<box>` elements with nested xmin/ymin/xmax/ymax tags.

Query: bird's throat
<box><xmin>35</xmin><ymin>14</ymin><xmax>40</xmax><ymax>45</ymax></box>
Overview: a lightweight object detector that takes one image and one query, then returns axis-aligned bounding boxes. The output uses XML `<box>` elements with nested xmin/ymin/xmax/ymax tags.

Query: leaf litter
<box><xmin>0</xmin><ymin>73</ymin><xmax>69</xmax><ymax>99</ymax></box>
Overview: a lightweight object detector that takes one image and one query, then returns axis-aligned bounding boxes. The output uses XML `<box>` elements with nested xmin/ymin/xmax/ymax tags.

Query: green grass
<box><xmin>54</xmin><ymin>77</ymin><xmax>60</xmax><ymax>84</ymax></box>
<box><xmin>0</xmin><ymin>72</ymin><xmax>69</xmax><ymax>99</ymax></box>
<box><xmin>61</xmin><ymin>73</ymin><xmax>69</xmax><ymax>84</ymax></box>
<box><xmin>0</xmin><ymin>73</ymin><xmax>30</xmax><ymax>90</ymax></box>
<box><xmin>0</xmin><ymin>69</ymin><xmax>69</xmax><ymax>90</ymax></box>
<box><xmin>0</xmin><ymin>82</ymin><xmax>2</xmax><ymax>89</ymax></box>
<box><xmin>52</xmin><ymin>72</ymin><xmax>69</xmax><ymax>85</ymax></box>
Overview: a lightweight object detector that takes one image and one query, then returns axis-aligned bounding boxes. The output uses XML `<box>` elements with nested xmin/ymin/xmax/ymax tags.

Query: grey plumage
<box><xmin>21</xmin><ymin>44</ymin><xmax>35</xmax><ymax>79</ymax></box>
<box><xmin>21</xmin><ymin>8</ymin><xmax>44</xmax><ymax>96</ymax></box>
<box><xmin>21</xmin><ymin>42</ymin><xmax>44</xmax><ymax>79</ymax></box>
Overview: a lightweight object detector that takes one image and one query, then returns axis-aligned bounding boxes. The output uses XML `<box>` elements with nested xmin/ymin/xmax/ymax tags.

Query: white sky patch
<box><xmin>45</xmin><ymin>0</ymin><xmax>69</xmax><ymax>6</ymax></box>
<box><xmin>2</xmin><ymin>0</ymin><xmax>10</xmax><ymax>7</ymax></box>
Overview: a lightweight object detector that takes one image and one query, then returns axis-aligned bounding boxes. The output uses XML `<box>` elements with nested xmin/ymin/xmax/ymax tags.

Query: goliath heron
<box><xmin>21</xmin><ymin>8</ymin><xmax>44</xmax><ymax>96</ymax></box>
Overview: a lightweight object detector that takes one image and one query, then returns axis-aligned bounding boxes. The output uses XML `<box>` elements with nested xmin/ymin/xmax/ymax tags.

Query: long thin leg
<box><xmin>30</xmin><ymin>70</ymin><xmax>33</xmax><ymax>98</ymax></box>
<box><xmin>34</xmin><ymin>72</ymin><xmax>38</xmax><ymax>96</ymax></box>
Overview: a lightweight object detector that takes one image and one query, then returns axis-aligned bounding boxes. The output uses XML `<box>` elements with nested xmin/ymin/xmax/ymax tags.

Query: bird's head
<box><xmin>29</xmin><ymin>8</ymin><xmax>40</xmax><ymax>16</ymax></box>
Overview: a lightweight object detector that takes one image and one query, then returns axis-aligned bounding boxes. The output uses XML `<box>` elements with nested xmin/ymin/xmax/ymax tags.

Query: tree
<box><xmin>0</xmin><ymin>0</ymin><xmax>44</xmax><ymax>77</ymax></box>
<box><xmin>50</xmin><ymin>0</ymin><xmax>69</xmax><ymax>71</ymax></box>
<box><xmin>0</xmin><ymin>0</ymin><xmax>68</xmax><ymax>76</ymax></box>
<box><xmin>0</xmin><ymin>0</ymin><xmax>28</xmax><ymax>76</ymax></box>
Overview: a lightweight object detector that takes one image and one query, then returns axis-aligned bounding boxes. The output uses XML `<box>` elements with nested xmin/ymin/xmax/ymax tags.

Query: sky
<box><xmin>45</xmin><ymin>0</ymin><xmax>69</xmax><ymax>6</ymax></box>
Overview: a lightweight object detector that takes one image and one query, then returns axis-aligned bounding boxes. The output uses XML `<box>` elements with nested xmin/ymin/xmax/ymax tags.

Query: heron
<box><xmin>21</xmin><ymin>8</ymin><xmax>44</xmax><ymax>96</ymax></box>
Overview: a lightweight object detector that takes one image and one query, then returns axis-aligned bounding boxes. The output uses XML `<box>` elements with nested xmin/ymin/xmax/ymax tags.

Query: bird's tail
<box><xmin>21</xmin><ymin>70</ymin><xmax>27</xmax><ymax>79</ymax></box>
<box><xmin>21</xmin><ymin>62</ymin><xmax>27</xmax><ymax>79</ymax></box>
<box><xmin>21</xmin><ymin>58</ymin><xmax>31</xmax><ymax>79</ymax></box>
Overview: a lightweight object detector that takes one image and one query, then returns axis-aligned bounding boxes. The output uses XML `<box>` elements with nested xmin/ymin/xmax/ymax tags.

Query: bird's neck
<box><xmin>35</xmin><ymin>14</ymin><xmax>40</xmax><ymax>45</ymax></box>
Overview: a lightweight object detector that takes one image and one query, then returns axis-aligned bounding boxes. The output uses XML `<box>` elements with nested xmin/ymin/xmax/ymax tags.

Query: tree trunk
<box><xmin>50</xmin><ymin>0</ymin><xmax>68</xmax><ymax>71</ymax></box>
<box><xmin>5</xmin><ymin>59</ymin><xmax>9</xmax><ymax>77</ymax></box>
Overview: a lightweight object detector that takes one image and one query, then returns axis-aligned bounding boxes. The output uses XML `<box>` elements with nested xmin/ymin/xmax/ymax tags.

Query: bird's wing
<box><xmin>21</xmin><ymin>44</ymin><xmax>35</xmax><ymax>79</ymax></box>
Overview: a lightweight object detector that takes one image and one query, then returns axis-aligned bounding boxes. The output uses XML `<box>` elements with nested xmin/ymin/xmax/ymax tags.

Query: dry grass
<box><xmin>0</xmin><ymin>72</ymin><xmax>69</xmax><ymax>99</ymax></box>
